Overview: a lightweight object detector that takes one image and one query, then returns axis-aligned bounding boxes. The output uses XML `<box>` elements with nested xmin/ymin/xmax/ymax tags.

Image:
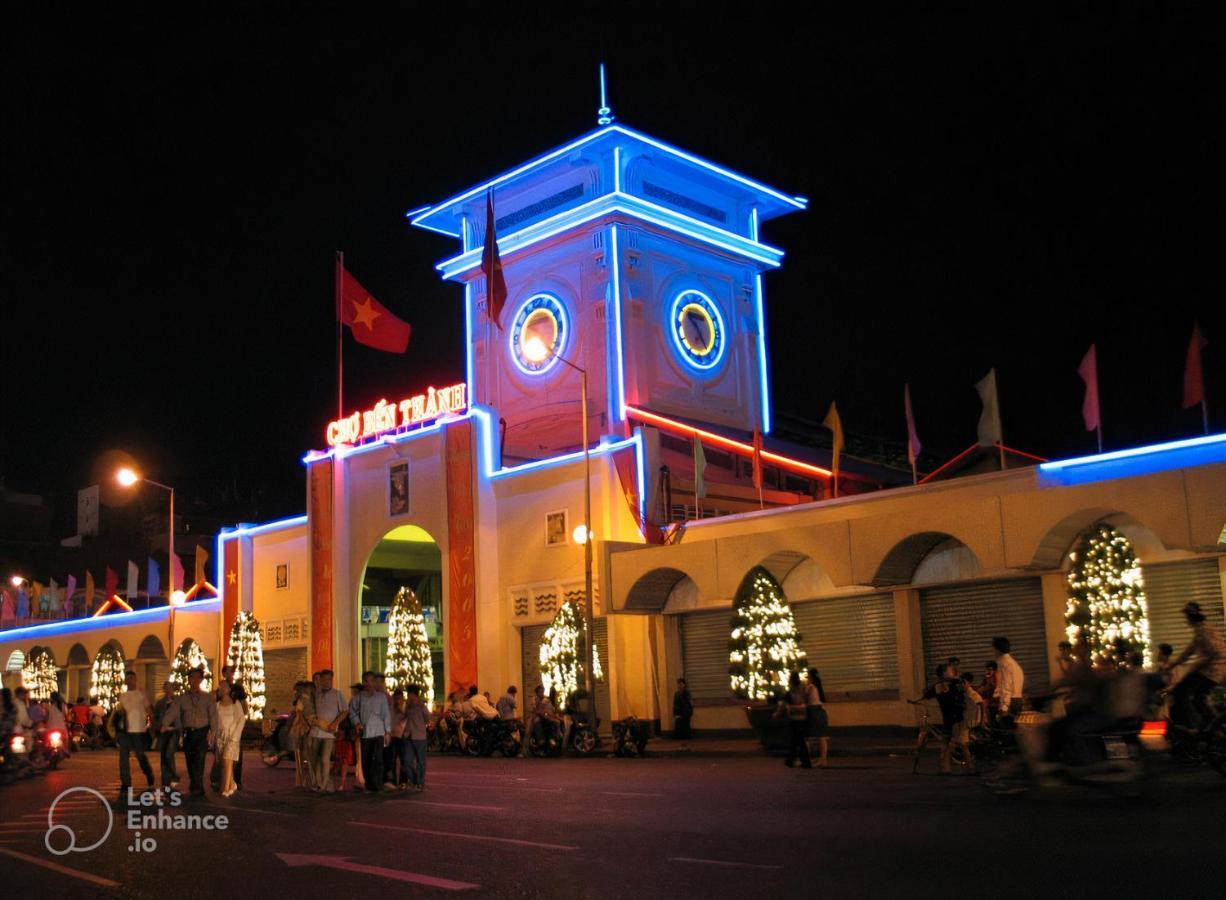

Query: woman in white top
<box><xmin>805</xmin><ymin>668</ymin><xmax>830</xmax><ymax>768</ymax></box>
<box><xmin>216</xmin><ymin>684</ymin><xmax>247</xmax><ymax>797</ymax></box>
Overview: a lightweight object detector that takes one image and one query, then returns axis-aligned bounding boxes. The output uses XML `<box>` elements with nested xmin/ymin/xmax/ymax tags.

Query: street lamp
<box><xmin>117</xmin><ymin>467</ymin><xmax>179</xmax><ymax>654</ymax></box>
<box><xmin>522</xmin><ymin>336</ymin><xmax>598</xmax><ymax>728</ymax></box>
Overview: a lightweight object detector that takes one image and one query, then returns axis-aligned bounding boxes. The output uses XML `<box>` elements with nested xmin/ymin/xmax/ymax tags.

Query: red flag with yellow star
<box><xmin>337</xmin><ymin>261</ymin><xmax>411</xmax><ymax>353</ymax></box>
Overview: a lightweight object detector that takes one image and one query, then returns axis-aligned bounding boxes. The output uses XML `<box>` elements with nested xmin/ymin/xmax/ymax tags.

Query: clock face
<box><xmin>670</xmin><ymin>289</ymin><xmax>725</xmax><ymax>370</ymax></box>
<box><xmin>510</xmin><ymin>293</ymin><xmax>568</xmax><ymax>375</ymax></box>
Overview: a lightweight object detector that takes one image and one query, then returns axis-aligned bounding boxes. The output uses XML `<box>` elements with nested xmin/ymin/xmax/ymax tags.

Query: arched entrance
<box><xmin>359</xmin><ymin>524</ymin><xmax>444</xmax><ymax>702</ymax></box>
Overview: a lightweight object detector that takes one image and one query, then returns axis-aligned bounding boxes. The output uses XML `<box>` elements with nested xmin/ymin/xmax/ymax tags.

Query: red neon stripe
<box><xmin>625</xmin><ymin>406</ymin><xmax>832</xmax><ymax>478</ymax></box>
<box><xmin>917</xmin><ymin>442</ymin><xmax>979</xmax><ymax>484</ymax></box>
<box><xmin>91</xmin><ymin>594</ymin><xmax>134</xmax><ymax>617</ymax></box>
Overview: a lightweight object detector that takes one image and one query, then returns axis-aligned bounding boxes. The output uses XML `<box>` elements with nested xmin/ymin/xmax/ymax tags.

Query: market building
<box><xmin>4</xmin><ymin>113</ymin><xmax>1225</xmax><ymax>732</ymax></box>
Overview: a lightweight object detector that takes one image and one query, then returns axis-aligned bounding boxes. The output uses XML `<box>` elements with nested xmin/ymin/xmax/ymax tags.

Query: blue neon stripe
<box><xmin>0</xmin><ymin>599</ymin><xmax>221</xmax><ymax>642</ymax></box>
<box><xmin>1037</xmin><ymin>432</ymin><xmax>1226</xmax><ymax>486</ymax></box>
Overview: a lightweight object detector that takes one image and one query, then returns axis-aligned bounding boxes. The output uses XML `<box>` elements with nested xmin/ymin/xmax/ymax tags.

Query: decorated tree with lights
<box><xmin>225</xmin><ymin>611</ymin><xmax>266</xmax><ymax>720</ymax></box>
<box><xmin>90</xmin><ymin>644</ymin><xmax>126</xmax><ymax>711</ymax></box>
<box><xmin>538</xmin><ymin>599</ymin><xmax>603</xmax><ymax>710</ymax></box>
<box><xmin>1066</xmin><ymin>522</ymin><xmax>1151</xmax><ymax>665</ymax></box>
<box><xmin>729</xmin><ymin>566</ymin><xmax>807</xmax><ymax>701</ymax></box>
<box><xmin>22</xmin><ymin>648</ymin><xmax>59</xmax><ymax>700</ymax></box>
<box><xmin>384</xmin><ymin>587</ymin><xmax>434</xmax><ymax>703</ymax></box>
<box><xmin>170</xmin><ymin>638</ymin><xmax>213</xmax><ymax>692</ymax></box>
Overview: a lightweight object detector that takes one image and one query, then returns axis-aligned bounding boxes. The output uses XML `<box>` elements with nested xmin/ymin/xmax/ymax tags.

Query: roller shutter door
<box><xmin>145</xmin><ymin>662</ymin><xmax>171</xmax><ymax>695</ymax></box>
<box><xmin>921</xmin><ymin>579</ymin><xmax>1049</xmax><ymax>692</ymax></box>
<box><xmin>520</xmin><ymin>624</ymin><xmax>548</xmax><ymax>697</ymax></box>
<box><xmin>679</xmin><ymin>609</ymin><xmax>731</xmax><ymax>700</ymax></box>
<box><xmin>593</xmin><ymin>618</ymin><xmax>610</xmax><ymax>732</ymax></box>
<box><xmin>263</xmin><ymin>648</ymin><xmax>308</xmax><ymax>717</ymax></box>
<box><xmin>1143</xmin><ymin>559</ymin><xmax>1225</xmax><ymax>652</ymax></box>
<box><xmin>792</xmin><ymin>594</ymin><xmax>899</xmax><ymax>695</ymax></box>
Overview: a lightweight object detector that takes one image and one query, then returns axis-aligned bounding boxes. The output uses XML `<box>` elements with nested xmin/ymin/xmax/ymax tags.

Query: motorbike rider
<box><xmin>466</xmin><ymin>686</ymin><xmax>500</xmax><ymax>747</ymax></box>
<box><xmin>1166</xmin><ymin>602</ymin><xmax>1226</xmax><ymax>734</ymax></box>
<box><xmin>531</xmin><ymin>686</ymin><xmax>563</xmax><ymax>747</ymax></box>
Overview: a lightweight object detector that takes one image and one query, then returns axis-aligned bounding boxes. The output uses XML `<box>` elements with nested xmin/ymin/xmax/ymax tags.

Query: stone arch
<box><xmin>628</xmin><ymin>567</ymin><xmax>695</xmax><ymax>611</ymax></box>
<box><xmin>872</xmin><ymin>532</ymin><xmax>983</xmax><ymax>587</ymax></box>
<box><xmin>27</xmin><ymin>645</ymin><xmax>56</xmax><ymax>666</ymax></box>
<box><xmin>98</xmin><ymin>638</ymin><xmax>126</xmax><ymax>659</ymax></box>
<box><xmin>136</xmin><ymin>635</ymin><xmax>167</xmax><ymax>660</ymax></box>
<box><xmin>749</xmin><ymin>551</ymin><xmax>837</xmax><ymax>601</ymax></box>
<box><xmin>1028</xmin><ymin>508</ymin><xmax>1167</xmax><ymax>571</ymax></box>
<box><xmin>912</xmin><ymin>537</ymin><xmax>984</xmax><ymax>586</ymax></box>
<box><xmin>66</xmin><ymin>643</ymin><xmax>90</xmax><ymax>666</ymax></box>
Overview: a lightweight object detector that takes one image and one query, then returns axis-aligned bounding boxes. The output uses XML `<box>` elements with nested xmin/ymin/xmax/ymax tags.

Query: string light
<box><xmin>729</xmin><ymin>567</ymin><xmax>807</xmax><ymax>700</ymax></box>
<box><xmin>384</xmin><ymin>587</ymin><xmax>435</xmax><ymax>704</ymax></box>
<box><xmin>90</xmin><ymin>645</ymin><xmax>126</xmax><ymax>711</ymax></box>
<box><xmin>538</xmin><ymin>599</ymin><xmax>603</xmax><ymax>711</ymax></box>
<box><xmin>170</xmin><ymin>638</ymin><xmax>213</xmax><ymax>693</ymax></box>
<box><xmin>1065</xmin><ymin>523</ymin><xmax>1151</xmax><ymax>666</ymax></box>
<box><xmin>225</xmin><ymin>611</ymin><xmax>266</xmax><ymax>720</ymax></box>
<box><xmin>21</xmin><ymin>649</ymin><xmax>59</xmax><ymax>700</ymax></box>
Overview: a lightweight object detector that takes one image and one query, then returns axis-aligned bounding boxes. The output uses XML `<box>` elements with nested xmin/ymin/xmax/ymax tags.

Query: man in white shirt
<box><xmin>992</xmin><ymin>636</ymin><xmax>1025</xmax><ymax>722</ymax></box>
<box><xmin>117</xmin><ymin>671</ymin><xmax>155</xmax><ymax>795</ymax></box>
<box><xmin>308</xmin><ymin>669</ymin><xmax>348</xmax><ymax>792</ymax></box>
<box><xmin>468</xmin><ymin>687</ymin><xmax>499</xmax><ymax>720</ymax></box>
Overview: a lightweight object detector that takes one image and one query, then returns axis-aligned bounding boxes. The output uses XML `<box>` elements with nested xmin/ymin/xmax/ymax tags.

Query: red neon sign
<box><xmin>326</xmin><ymin>382</ymin><xmax>468</xmax><ymax>447</ymax></box>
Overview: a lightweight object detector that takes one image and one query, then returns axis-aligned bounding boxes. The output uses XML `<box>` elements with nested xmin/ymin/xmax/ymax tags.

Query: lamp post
<box><xmin>523</xmin><ymin>337</ymin><xmax>597</xmax><ymax>725</ymax></box>
<box><xmin>117</xmin><ymin>468</ymin><xmax>179</xmax><ymax>657</ymax></box>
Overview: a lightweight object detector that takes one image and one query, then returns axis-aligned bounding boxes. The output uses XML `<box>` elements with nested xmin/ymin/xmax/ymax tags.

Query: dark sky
<box><xmin>3</xmin><ymin>4</ymin><xmax>1223</xmax><ymax>518</ymax></box>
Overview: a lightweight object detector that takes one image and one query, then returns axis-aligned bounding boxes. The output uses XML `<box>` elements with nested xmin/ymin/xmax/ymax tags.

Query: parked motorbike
<box><xmin>260</xmin><ymin>713</ymin><xmax>297</xmax><ymax>767</ymax></box>
<box><xmin>464</xmin><ymin>716</ymin><xmax>522</xmax><ymax>757</ymax></box>
<box><xmin>612</xmin><ymin>716</ymin><xmax>650</xmax><ymax>758</ymax></box>
<box><xmin>0</xmin><ymin>731</ymin><xmax>41</xmax><ymax>785</ymax></box>
<box><xmin>527</xmin><ymin>718</ymin><xmax>563</xmax><ymax>757</ymax></box>
<box><xmin>564</xmin><ymin>694</ymin><xmax>600</xmax><ymax>756</ymax></box>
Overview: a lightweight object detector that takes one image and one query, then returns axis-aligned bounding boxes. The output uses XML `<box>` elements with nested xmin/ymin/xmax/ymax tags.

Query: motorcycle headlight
<box><xmin>10</xmin><ymin>735</ymin><xmax>27</xmax><ymax>753</ymax></box>
<box><xmin>49</xmin><ymin>731</ymin><xmax>64</xmax><ymax>749</ymax></box>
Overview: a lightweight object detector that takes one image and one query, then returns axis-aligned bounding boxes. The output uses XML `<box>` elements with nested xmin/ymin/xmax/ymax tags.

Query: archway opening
<box><xmin>360</xmin><ymin>524</ymin><xmax>443</xmax><ymax>703</ymax></box>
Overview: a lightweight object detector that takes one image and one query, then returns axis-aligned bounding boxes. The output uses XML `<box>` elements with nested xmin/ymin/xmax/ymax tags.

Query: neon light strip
<box><xmin>408</xmin><ymin>126</ymin><xmax>806</xmax><ymax>237</ymax></box>
<box><xmin>750</xmin><ymin>208</ymin><xmax>771</xmax><ymax>434</ymax></box>
<box><xmin>917</xmin><ymin>443</ymin><xmax>979</xmax><ymax>484</ymax></box>
<box><xmin>625</xmin><ymin>406</ymin><xmax>831</xmax><ymax>479</ymax></box>
<box><xmin>488</xmin><ymin>436</ymin><xmax>640</xmax><ymax>480</ymax></box>
<box><xmin>465</xmin><ymin>281</ymin><xmax>475</xmax><ymax>402</ymax></box>
<box><xmin>610</xmin><ymin>224</ymin><xmax>626</xmax><ymax>421</ymax></box>
<box><xmin>633</xmin><ymin>428</ymin><xmax>648</xmax><ymax>523</ymax></box>
<box><xmin>0</xmin><ymin>599</ymin><xmax>221</xmax><ymax>642</ymax></box>
<box><xmin>613</xmin><ymin>146</ymin><xmax>621</xmax><ymax>193</ymax></box>
<box><xmin>219</xmin><ymin>516</ymin><xmax>309</xmax><ymax>539</ymax></box>
<box><xmin>91</xmin><ymin>595</ymin><xmax>134</xmax><ymax>617</ymax></box>
<box><xmin>436</xmin><ymin>193</ymin><xmax>783</xmax><ymax>279</ymax></box>
<box><xmin>1038</xmin><ymin>432</ymin><xmax>1226</xmax><ymax>470</ymax></box>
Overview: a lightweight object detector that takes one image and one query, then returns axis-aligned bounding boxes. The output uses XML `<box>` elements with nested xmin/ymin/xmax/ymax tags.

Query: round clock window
<box><xmin>670</xmin><ymin>289</ymin><xmax>725</xmax><ymax>370</ymax></box>
<box><xmin>510</xmin><ymin>293</ymin><xmax>568</xmax><ymax>375</ymax></box>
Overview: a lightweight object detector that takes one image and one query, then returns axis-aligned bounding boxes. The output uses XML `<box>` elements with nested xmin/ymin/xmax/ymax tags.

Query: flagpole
<box><xmin>1096</xmin><ymin>422</ymin><xmax>1103</xmax><ymax>454</ymax></box>
<box><xmin>910</xmin><ymin>460</ymin><xmax>917</xmax><ymax>487</ymax></box>
<box><xmin>336</xmin><ymin>251</ymin><xmax>344</xmax><ymax>420</ymax></box>
<box><xmin>1203</xmin><ymin>400</ymin><xmax>1210</xmax><ymax>436</ymax></box>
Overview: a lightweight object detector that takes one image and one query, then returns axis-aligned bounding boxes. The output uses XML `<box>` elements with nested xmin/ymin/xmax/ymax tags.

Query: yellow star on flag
<box><xmin>227</xmin><ymin>569</ymin><xmax>238</xmax><ymax>586</ymax></box>
<box><xmin>350</xmin><ymin>297</ymin><xmax>382</xmax><ymax>331</ymax></box>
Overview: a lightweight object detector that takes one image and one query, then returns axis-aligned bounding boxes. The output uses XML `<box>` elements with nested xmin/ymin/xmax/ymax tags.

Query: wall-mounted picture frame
<box><xmin>545</xmin><ymin>509</ymin><xmax>568</xmax><ymax>547</ymax></box>
<box><xmin>389</xmin><ymin>460</ymin><xmax>410</xmax><ymax>517</ymax></box>
<box><xmin>275</xmin><ymin>563</ymin><xmax>289</xmax><ymax>590</ymax></box>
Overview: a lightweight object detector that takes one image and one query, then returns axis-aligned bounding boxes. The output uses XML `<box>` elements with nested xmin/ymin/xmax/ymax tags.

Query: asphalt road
<box><xmin>1</xmin><ymin>742</ymin><xmax>1224</xmax><ymax>899</ymax></box>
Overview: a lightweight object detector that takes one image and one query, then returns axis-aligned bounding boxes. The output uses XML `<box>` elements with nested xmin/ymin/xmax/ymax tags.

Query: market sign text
<box><xmin>326</xmin><ymin>383</ymin><xmax>467</xmax><ymax>447</ymax></box>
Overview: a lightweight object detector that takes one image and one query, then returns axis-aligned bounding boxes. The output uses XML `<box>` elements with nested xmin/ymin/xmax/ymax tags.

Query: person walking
<box><xmin>388</xmin><ymin>690</ymin><xmax>407</xmax><ymax>787</ymax></box>
<box><xmin>216</xmin><ymin>683</ymin><xmax>247</xmax><ymax>797</ymax></box>
<box><xmin>349</xmin><ymin>671</ymin><xmax>392</xmax><ymax>792</ymax></box>
<box><xmin>290</xmin><ymin>679</ymin><xmax>316</xmax><ymax>788</ymax></box>
<box><xmin>151</xmin><ymin>681</ymin><xmax>180</xmax><ymax>789</ymax></box>
<box><xmin>805</xmin><ymin>668</ymin><xmax>829</xmax><ymax>768</ymax></box>
<box><xmin>776</xmin><ymin>672</ymin><xmax>812</xmax><ymax>768</ymax></box>
<box><xmin>212</xmin><ymin>665</ymin><xmax>248</xmax><ymax>792</ymax></box>
<box><xmin>160</xmin><ymin>667</ymin><xmax>218</xmax><ymax>798</ymax></box>
<box><xmin>308</xmin><ymin>669</ymin><xmax>346</xmax><ymax>793</ymax></box>
<box><xmin>992</xmin><ymin>636</ymin><xmax>1025</xmax><ymax>724</ymax></box>
<box><xmin>401</xmin><ymin>684</ymin><xmax>430</xmax><ymax>791</ymax></box>
<box><xmin>673</xmin><ymin>678</ymin><xmax>693</xmax><ymax>740</ymax></box>
<box><xmin>116</xmin><ymin>671</ymin><xmax>155</xmax><ymax>798</ymax></box>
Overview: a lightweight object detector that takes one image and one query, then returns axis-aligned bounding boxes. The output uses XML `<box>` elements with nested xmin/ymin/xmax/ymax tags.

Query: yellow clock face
<box><xmin>671</xmin><ymin>290</ymin><xmax>725</xmax><ymax>370</ymax></box>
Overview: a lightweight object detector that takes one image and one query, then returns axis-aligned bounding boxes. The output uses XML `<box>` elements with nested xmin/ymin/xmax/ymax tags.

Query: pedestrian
<box><xmin>388</xmin><ymin>690</ymin><xmax>407</xmax><ymax>787</ymax></box>
<box><xmin>804</xmin><ymin>668</ymin><xmax>829</xmax><ymax>768</ymax></box>
<box><xmin>152</xmin><ymin>681</ymin><xmax>180</xmax><ymax>789</ymax></box>
<box><xmin>496</xmin><ymin>685</ymin><xmax>518</xmax><ymax>720</ymax></box>
<box><xmin>349</xmin><ymin>671</ymin><xmax>392</xmax><ymax>792</ymax></box>
<box><xmin>673</xmin><ymin>678</ymin><xmax>693</xmax><ymax>740</ymax></box>
<box><xmin>290</xmin><ymin>679</ymin><xmax>316</xmax><ymax>788</ymax></box>
<box><xmin>978</xmin><ymin>661</ymin><xmax>998</xmax><ymax>714</ymax></box>
<box><xmin>308</xmin><ymin>669</ymin><xmax>346</xmax><ymax>793</ymax></box>
<box><xmin>916</xmin><ymin>664</ymin><xmax>964</xmax><ymax>774</ymax></box>
<box><xmin>213</xmin><ymin>665</ymin><xmax>248</xmax><ymax>792</ymax></box>
<box><xmin>1056</xmin><ymin>640</ymin><xmax>1075</xmax><ymax>676</ymax></box>
<box><xmin>401</xmin><ymin>684</ymin><xmax>430</xmax><ymax>791</ymax></box>
<box><xmin>334</xmin><ymin>683</ymin><xmax>365</xmax><ymax>791</ymax></box>
<box><xmin>992</xmin><ymin>636</ymin><xmax>1025</xmax><ymax>724</ymax></box>
<box><xmin>116</xmin><ymin>671</ymin><xmax>155</xmax><ymax>798</ymax></box>
<box><xmin>216</xmin><ymin>683</ymin><xmax>247</xmax><ymax>797</ymax></box>
<box><xmin>775</xmin><ymin>672</ymin><xmax>812</xmax><ymax>768</ymax></box>
<box><xmin>160</xmin><ymin>667</ymin><xmax>219</xmax><ymax>798</ymax></box>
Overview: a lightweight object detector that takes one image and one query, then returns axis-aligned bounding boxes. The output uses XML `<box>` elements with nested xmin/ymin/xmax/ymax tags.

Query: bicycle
<box><xmin>1164</xmin><ymin>687</ymin><xmax>1226</xmax><ymax>777</ymax></box>
<box><xmin>907</xmin><ymin>700</ymin><xmax>972</xmax><ymax>774</ymax></box>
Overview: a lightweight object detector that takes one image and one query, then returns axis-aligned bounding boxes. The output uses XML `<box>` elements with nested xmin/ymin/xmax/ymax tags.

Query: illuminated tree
<box><xmin>170</xmin><ymin>638</ymin><xmax>213</xmax><ymax>692</ymax></box>
<box><xmin>90</xmin><ymin>644</ymin><xmax>126</xmax><ymax>711</ymax></box>
<box><xmin>22</xmin><ymin>648</ymin><xmax>59</xmax><ymax>700</ymax></box>
<box><xmin>385</xmin><ymin>587</ymin><xmax>434</xmax><ymax>703</ymax></box>
<box><xmin>539</xmin><ymin>599</ymin><xmax>603</xmax><ymax>711</ymax></box>
<box><xmin>729</xmin><ymin>566</ymin><xmax>807</xmax><ymax>700</ymax></box>
<box><xmin>225</xmin><ymin>612</ymin><xmax>266</xmax><ymax>720</ymax></box>
<box><xmin>1066</xmin><ymin>523</ymin><xmax>1151</xmax><ymax>665</ymax></box>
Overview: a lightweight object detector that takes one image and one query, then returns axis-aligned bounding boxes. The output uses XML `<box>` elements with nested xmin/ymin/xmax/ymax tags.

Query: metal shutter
<box><xmin>1143</xmin><ymin>559</ymin><xmax>1225</xmax><ymax>652</ymax></box>
<box><xmin>520</xmin><ymin>624</ymin><xmax>548</xmax><ymax>697</ymax></box>
<box><xmin>792</xmin><ymin>594</ymin><xmax>898</xmax><ymax>694</ymax></box>
<box><xmin>593</xmin><ymin>617</ymin><xmax>611</xmax><ymax>731</ymax></box>
<box><xmin>263</xmin><ymin>648</ymin><xmax>307</xmax><ymax>717</ymax></box>
<box><xmin>145</xmin><ymin>663</ymin><xmax>170</xmax><ymax>696</ymax></box>
<box><xmin>921</xmin><ymin>579</ymin><xmax>1049</xmax><ymax>692</ymax></box>
<box><xmin>680</xmin><ymin>609</ymin><xmax>731</xmax><ymax>700</ymax></box>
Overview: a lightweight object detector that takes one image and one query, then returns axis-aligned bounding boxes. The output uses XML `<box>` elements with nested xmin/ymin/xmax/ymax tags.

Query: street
<box><xmin>1</xmin><ymin>742</ymin><xmax>1224</xmax><ymax>898</ymax></box>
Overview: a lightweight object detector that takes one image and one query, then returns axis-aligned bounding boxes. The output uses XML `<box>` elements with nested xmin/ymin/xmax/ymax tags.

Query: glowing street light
<box><xmin>116</xmin><ymin>467</ymin><xmax>140</xmax><ymax>488</ymax></box>
<box><xmin>117</xmin><ymin>465</ymin><xmax>180</xmax><ymax>651</ymax></box>
<box><xmin>572</xmin><ymin>524</ymin><xmax>589</xmax><ymax>545</ymax></box>
<box><xmin>10</xmin><ymin>575</ymin><xmax>26</xmax><ymax>588</ymax></box>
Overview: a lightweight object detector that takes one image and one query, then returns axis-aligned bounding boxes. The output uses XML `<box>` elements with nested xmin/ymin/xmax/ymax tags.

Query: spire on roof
<box><xmin>598</xmin><ymin>63</ymin><xmax>614</xmax><ymax>126</ymax></box>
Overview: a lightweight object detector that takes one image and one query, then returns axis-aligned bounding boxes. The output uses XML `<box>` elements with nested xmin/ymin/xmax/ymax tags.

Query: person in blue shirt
<box><xmin>349</xmin><ymin>671</ymin><xmax>392</xmax><ymax>792</ymax></box>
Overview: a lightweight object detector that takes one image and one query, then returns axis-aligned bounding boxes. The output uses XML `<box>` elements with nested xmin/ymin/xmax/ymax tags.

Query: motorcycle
<box><xmin>564</xmin><ymin>694</ymin><xmax>600</xmax><ymax>756</ymax></box>
<box><xmin>260</xmin><ymin>713</ymin><xmax>297</xmax><ymax>767</ymax></box>
<box><xmin>612</xmin><ymin>716</ymin><xmax>649</xmax><ymax>758</ymax></box>
<box><xmin>527</xmin><ymin>717</ymin><xmax>564</xmax><ymax>757</ymax></box>
<box><xmin>464</xmin><ymin>716</ymin><xmax>522</xmax><ymax>757</ymax></box>
<box><xmin>0</xmin><ymin>731</ymin><xmax>40</xmax><ymax>785</ymax></box>
<box><xmin>31</xmin><ymin>726</ymin><xmax>70</xmax><ymax>771</ymax></box>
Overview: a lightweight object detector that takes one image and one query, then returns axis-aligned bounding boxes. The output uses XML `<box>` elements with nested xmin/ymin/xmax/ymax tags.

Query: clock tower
<box><xmin>410</xmin><ymin>118</ymin><xmax>806</xmax><ymax>463</ymax></box>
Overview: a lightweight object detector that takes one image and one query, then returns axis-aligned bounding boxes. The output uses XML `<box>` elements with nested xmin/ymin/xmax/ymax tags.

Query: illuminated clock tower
<box><xmin>410</xmin><ymin>107</ymin><xmax>806</xmax><ymax>463</ymax></box>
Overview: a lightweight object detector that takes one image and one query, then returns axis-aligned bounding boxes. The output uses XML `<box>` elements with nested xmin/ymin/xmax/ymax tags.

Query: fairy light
<box><xmin>90</xmin><ymin>645</ymin><xmax>126</xmax><ymax>711</ymax></box>
<box><xmin>729</xmin><ymin>567</ymin><xmax>807</xmax><ymax>700</ymax></box>
<box><xmin>538</xmin><ymin>599</ymin><xmax>603</xmax><ymax>711</ymax></box>
<box><xmin>170</xmin><ymin>638</ymin><xmax>213</xmax><ymax>693</ymax></box>
<box><xmin>225</xmin><ymin>611</ymin><xmax>266</xmax><ymax>720</ymax></box>
<box><xmin>1065</xmin><ymin>523</ymin><xmax>1151</xmax><ymax>666</ymax></box>
<box><xmin>21</xmin><ymin>649</ymin><xmax>59</xmax><ymax>700</ymax></box>
<box><xmin>384</xmin><ymin>587</ymin><xmax>435</xmax><ymax>704</ymax></box>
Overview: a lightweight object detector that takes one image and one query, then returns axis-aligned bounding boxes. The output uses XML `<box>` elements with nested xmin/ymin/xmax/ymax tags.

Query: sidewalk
<box><xmin>646</xmin><ymin>730</ymin><xmax>913</xmax><ymax>759</ymax></box>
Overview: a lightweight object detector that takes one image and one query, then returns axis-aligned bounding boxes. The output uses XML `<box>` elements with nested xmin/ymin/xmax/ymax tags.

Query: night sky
<box><xmin>3</xmin><ymin>5</ymin><xmax>1223</xmax><ymax>520</ymax></box>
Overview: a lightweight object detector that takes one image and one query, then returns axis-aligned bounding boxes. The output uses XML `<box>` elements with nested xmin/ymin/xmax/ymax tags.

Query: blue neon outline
<box><xmin>408</xmin><ymin>125</ymin><xmax>807</xmax><ymax>237</ymax></box>
<box><xmin>216</xmin><ymin>529</ymin><xmax>226</xmax><ymax>612</ymax></box>
<box><xmin>435</xmin><ymin>192</ymin><xmax>784</xmax><ymax>280</ymax></box>
<box><xmin>0</xmin><ymin>599</ymin><xmax>221</xmax><ymax>642</ymax></box>
<box><xmin>668</xmin><ymin>289</ymin><xmax>726</xmax><ymax>372</ymax></box>
<box><xmin>613</xmin><ymin>146</ymin><xmax>621</xmax><ymax>193</ymax></box>
<box><xmin>632</xmin><ymin>428</ymin><xmax>647</xmax><ymax>525</ymax></box>
<box><xmin>751</xmin><ymin>207</ymin><xmax>772</xmax><ymax>433</ymax></box>
<box><xmin>508</xmin><ymin>293</ymin><xmax>569</xmax><ymax>376</ymax></box>
<box><xmin>1039</xmin><ymin>432</ymin><xmax>1226</xmax><ymax>471</ymax></box>
<box><xmin>219</xmin><ymin>516</ymin><xmax>309</xmax><ymax>540</ymax></box>
<box><xmin>465</xmin><ymin>281</ymin><xmax>475</xmax><ymax>403</ymax></box>
<box><xmin>610</xmin><ymin>225</ymin><xmax>626</xmax><ymax>421</ymax></box>
<box><xmin>487</xmin><ymin>436</ymin><xmax>639</xmax><ymax>480</ymax></box>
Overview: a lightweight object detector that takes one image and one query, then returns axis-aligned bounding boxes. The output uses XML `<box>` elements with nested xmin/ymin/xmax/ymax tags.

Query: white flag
<box><xmin>975</xmin><ymin>369</ymin><xmax>1003</xmax><ymax>447</ymax></box>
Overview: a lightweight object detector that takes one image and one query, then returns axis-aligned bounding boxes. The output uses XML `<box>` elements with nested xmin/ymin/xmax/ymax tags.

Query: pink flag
<box><xmin>1077</xmin><ymin>344</ymin><xmax>1101</xmax><ymax>432</ymax></box>
<box><xmin>1183</xmin><ymin>322</ymin><xmax>1208</xmax><ymax>409</ymax></box>
<box><xmin>64</xmin><ymin>575</ymin><xmax>77</xmax><ymax>615</ymax></box>
<box><xmin>170</xmin><ymin>553</ymin><xmax>185</xmax><ymax>594</ymax></box>
<box><xmin>904</xmin><ymin>384</ymin><xmax>921</xmax><ymax>467</ymax></box>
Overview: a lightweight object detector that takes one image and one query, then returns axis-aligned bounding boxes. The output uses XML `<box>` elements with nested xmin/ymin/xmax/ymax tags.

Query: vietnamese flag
<box><xmin>105</xmin><ymin>566</ymin><xmax>119</xmax><ymax>600</ymax></box>
<box><xmin>482</xmin><ymin>190</ymin><xmax>508</xmax><ymax>330</ymax></box>
<box><xmin>337</xmin><ymin>256</ymin><xmax>411</xmax><ymax>353</ymax></box>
